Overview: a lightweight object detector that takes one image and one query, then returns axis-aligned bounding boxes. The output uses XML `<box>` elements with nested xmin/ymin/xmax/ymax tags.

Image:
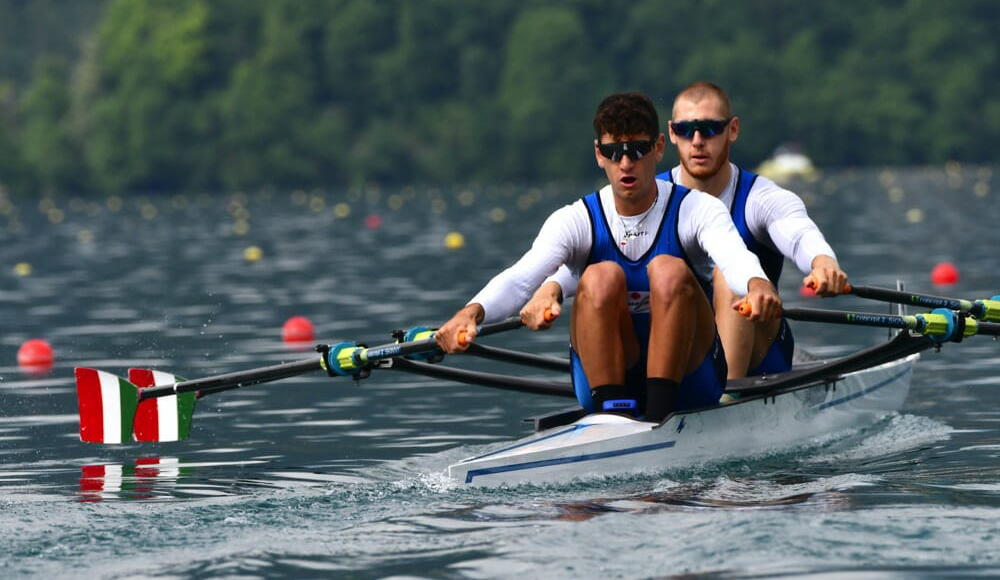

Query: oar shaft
<box><xmin>783</xmin><ymin>308</ymin><xmax>913</xmax><ymax>330</ymax></box>
<box><xmin>142</xmin><ymin>316</ymin><xmax>527</xmax><ymax>400</ymax></box>
<box><xmin>847</xmin><ymin>284</ymin><xmax>1000</xmax><ymax>322</ymax></box>
<box><xmin>139</xmin><ymin>358</ymin><xmax>324</xmax><ymax>400</ymax></box>
<box><xmin>463</xmin><ymin>343</ymin><xmax>570</xmax><ymax>372</ymax></box>
<box><xmin>783</xmin><ymin>307</ymin><xmax>1000</xmax><ymax>341</ymax></box>
<box><xmin>848</xmin><ymin>284</ymin><xmax>969</xmax><ymax>311</ymax></box>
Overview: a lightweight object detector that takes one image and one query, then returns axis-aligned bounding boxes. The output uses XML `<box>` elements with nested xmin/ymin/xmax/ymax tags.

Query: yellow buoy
<box><xmin>905</xmin><ymin>208</ymin><xmax>924</xmax><ymax>224</ymax></box>
<box><xmin>444</xmin><ymin>231</ymin><xmax>465</xmax><ymax>250</ymax></box>
<box><xmin>244</xmin><ymin>245</ymin><xmax>263</xmax><ymax>262</ymax></box>
<box><xmin>14</xmin><ymin>262</ymin><xmax>32</xmax><ymax>276</ymax></box>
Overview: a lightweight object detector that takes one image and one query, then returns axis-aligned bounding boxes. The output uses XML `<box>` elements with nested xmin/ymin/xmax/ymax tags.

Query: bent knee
<box><xmin>647</xmin><ymin>255</ymin><xmax>700</xmax><ymax>299</ymax></box>
<box><xmin>578</xmin><ymin>262</ymin><xmax>627</xmax><ymax>303</ymax></box>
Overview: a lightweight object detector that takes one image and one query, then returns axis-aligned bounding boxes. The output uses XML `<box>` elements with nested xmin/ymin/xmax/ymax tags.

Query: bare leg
<box><xmin>646</xmin><ymin>256</ymin><xmax>716</xmax><ymax>380</ymax></box>
<box><xmin>570</xmin><ymin>261</ymin><xmax>640</xmax><ymax>387</ymax></box>
<box><xmin>712</xmin><ymin>266</ymin><xmax>782</xmax><ymax>379</ymax></box>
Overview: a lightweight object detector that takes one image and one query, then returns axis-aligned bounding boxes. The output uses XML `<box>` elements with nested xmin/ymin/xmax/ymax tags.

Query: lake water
<box><xmin>2</xmin><ymin>166</ymin><xmax>999</xmax><ymax>579</ymax></box>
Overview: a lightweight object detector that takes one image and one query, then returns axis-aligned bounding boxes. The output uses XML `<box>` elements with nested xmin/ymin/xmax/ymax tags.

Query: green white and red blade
<box><xmin>128</xmin><ymin>368</ymin><xmax>196</xmax><ymax>443</ymax></box>
<box><xmin>75</xmin><ymin>367</ymin><xmax>196</xmax><ymax>444</ymax></box>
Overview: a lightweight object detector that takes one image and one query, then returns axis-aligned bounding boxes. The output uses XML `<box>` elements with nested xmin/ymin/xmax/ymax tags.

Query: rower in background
<box><xmin>662</xmin><ymin>81</ymin><xmax>847</xmax><ymax>384</ymax></box>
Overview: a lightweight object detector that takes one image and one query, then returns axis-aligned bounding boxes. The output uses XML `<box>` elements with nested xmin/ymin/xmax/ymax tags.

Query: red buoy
<box><xmin>364</xmin><ymin>214</ymin><xmax>382</xmax><ymax>230</ymax></box>
<box><xmin>931</xmin><ymin>262</ymin><xmax>959</xmax><ymax>286</ymax></box>
<box><xmin>18</xmin><ymin>339</ymin><xmax>54</xmax><ymax>369</ymax></box>
<box><xmin>282</xmin><ymin>316</ymin><xmax>315</xmax><ymax>343</ymax></box>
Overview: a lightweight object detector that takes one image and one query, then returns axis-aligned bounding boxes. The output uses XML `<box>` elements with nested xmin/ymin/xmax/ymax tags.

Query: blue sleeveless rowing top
<box><xmin>582</xmin><ymin>183</ymin><xmax>698</xmax><ymax>351</ymax></box>
<box><xmin>658</xmin><ymin>168</ymin><xmax>784</xmax><ymax>283</ymax></box>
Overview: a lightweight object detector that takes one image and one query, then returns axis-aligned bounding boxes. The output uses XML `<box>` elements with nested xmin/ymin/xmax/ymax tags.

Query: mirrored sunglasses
<box><xmin>670</xmin><ymin>118</ymin><xmax>731</xmax><ymax>139</ymax></box>
<box><xmin>597</xmin><ymin>139</ymin><xmax>656</xmax><ymax>162</ymax></box>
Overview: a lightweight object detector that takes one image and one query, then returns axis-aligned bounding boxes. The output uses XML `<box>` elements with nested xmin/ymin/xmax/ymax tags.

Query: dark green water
<box><xmin>2</xmin><ymin>167</ymin><xmax>999</xmax><ymax>579</ymax></box>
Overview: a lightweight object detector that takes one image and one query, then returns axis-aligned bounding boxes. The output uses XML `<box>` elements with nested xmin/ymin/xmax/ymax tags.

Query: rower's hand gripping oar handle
<box><xmin>321</xmin><ymin>316</ymin><xmax>525</xmax><ymax>377</ymax></box>
<box><xmin>804</xmin><ymin>277</ymin><xmax>1000</xmax><ymax>323</ymax></box>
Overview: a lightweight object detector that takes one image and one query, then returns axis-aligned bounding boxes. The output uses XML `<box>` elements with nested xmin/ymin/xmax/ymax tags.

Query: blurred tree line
<box><xmin>0</xmin><ymin>0</ymin><xmax>997</xmax><ymax>196</ymax></box>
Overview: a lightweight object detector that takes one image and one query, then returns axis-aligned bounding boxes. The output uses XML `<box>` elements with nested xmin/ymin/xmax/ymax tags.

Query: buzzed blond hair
<box><xmin>673</xmin><ymin>82</ymin><xmax>733</xmax><ymax>119</ymax></box>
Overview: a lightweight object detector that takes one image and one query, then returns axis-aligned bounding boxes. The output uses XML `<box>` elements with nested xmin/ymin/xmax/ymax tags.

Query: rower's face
<box><xmin>595</xmin><ymin>132</ymin><xmax>665</xmax><ymax>203</ymax></box>
<box><xmin>669</xmin><ymin>96</ymin><xmax>739</xmax><ymax>180</ymax></box>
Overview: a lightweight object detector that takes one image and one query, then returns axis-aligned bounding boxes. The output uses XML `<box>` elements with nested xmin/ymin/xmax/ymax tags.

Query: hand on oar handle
<box><xmin>520</xmin><ymin>281</ymin><xmax>562</xmax><ymax>330</ymax></box>
<box><xmin>437</xmin><ymin>304</ymin><xmax>485</xmax><ymax>352</ymax></box>
<box><xmin>520</xmin><ymin>305</ymin><xmax>557</xmax><ymax>330</ymax></box>
<box><xmin>735</xmin><ymin>278</ymin><xmax>783</xmax><ymax>321</ymax></box>
<box><xmin>803</xmin><ymin>262</ymin><xmax>850</xmax><ymax>297</ymax></box>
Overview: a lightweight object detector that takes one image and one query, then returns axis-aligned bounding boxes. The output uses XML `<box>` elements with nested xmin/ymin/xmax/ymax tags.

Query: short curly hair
<box><xmin>592</xmin><ymin>92</ymin><xmax>660</xmax><ymax>141</ymax></box>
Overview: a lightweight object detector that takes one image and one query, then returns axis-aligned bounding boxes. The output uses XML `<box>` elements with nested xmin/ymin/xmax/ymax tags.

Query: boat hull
<box><xmin>449</xmin><ymin>352</ymin><xmax>918</xmax><ymax>485</ymax></box>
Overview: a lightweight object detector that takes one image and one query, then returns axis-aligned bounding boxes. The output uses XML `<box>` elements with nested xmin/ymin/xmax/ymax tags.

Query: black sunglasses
<box><xmin>597</xmin><ymin>139</ymin><xmax>656</xmax><ymax>162</ymax></box>
<box><xmin>670</xmin><ymin>118</ymin><xmax>731</xmax><ymax>139</ymax></box>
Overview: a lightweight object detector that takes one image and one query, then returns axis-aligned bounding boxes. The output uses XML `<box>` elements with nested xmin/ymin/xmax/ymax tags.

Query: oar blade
<box><xmin>75</xmin><ymin>368</ymin><xmax>140</xmax><ymax>444</ymax></box>
<box><xmin>128</xmin><ymin>369</ymin><xmax>197</xmax><ymax>443</ymax></box>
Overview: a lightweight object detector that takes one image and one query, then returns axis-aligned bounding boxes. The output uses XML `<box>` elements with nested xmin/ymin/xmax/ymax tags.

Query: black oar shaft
<box><xmin>463</xmin><ymin>343</ymin><xmax>570</xmax><ymax>372</ymax></box>
<box><xmin>139</xmin><ymin>358</ymin><xmax>323</xmax><ymax>400</ymax></box>
<box><xmin>848</xmin><ymin>284</ymin><xmax>970</xmax><ymax>312</ymax></box>
<box><xmin>846</xmin><ymin>284</ymin><xmax>1000</xmax><ymax>322</ymax></box>
<box><xmin>784</xmin><ymin>307</ymin><xmax>913</xmax><ymax>330</ymax></box>
<box><xmin>138</xmin><ymin>317</ymin><xmax>525</xmax><ymax>401</ymax></box>
<box><xmin>783</xmin><ymin>307</ymin><xmax>1000</xmax><ymax>339</ymax></box>
<box><xmin>387</xmin><ymin>357</ymin><xmax>574</xmax><ymax>398</ymax></box>
<box><xmin>972</xmin><ymin>320</ymin><xmax>1000</xmax><ymax>336</ymax></box>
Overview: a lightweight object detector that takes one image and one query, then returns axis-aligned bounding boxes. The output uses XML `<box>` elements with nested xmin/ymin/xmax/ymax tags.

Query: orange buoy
<box><xmin>282</xmin><ymin>316</ymin><xmax>315</xmax><ymax>343</ymax></box>
<box><xmin>18</xmin><ymin>339</ymin><xmax>54</xmax><ymax>368</ymax></box>
<box><xmin>931</xmin><ymin>262</ymin><xmax>959</xmax><ymax>286</ymax></box>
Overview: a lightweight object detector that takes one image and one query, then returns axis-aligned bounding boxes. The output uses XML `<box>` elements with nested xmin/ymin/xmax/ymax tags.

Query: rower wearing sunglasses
<box><xmin>659</xmin><ymin>82</ymin><xmax>847</xmax><ymax>386</ymax></box>
<box><xmin>436</xmin><ymin>91</ymin><xmax>782</xmax><ymax>421</ymax></box>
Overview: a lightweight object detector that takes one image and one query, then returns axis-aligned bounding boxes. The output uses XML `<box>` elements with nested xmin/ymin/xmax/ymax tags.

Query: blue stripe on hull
<box><xmin>464</xmin><ymin>440</ymin><xmax>675</xmax><ymax>483</ymax></box>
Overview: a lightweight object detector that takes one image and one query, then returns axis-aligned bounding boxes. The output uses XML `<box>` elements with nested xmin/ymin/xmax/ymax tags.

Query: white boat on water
<box><xmin>448</xmin><ymin>332</ymin><xmax>930</xmax><ymax>486</ymax></box>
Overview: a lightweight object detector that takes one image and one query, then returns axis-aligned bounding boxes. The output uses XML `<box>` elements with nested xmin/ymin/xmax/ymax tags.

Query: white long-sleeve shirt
<box><xmin>666</xmin><ymin>163</ymin><xmax>836</xmax><ymax>273</ymax></box>
<box><xmin>548</xmin><ymin>164</ymin><xmax>837</xmax><ymax>301</ymax></box>
<box><xmin>470</xmin><ymin>179</ymin><xmax>769</xmax><ymax>323</ymax></box>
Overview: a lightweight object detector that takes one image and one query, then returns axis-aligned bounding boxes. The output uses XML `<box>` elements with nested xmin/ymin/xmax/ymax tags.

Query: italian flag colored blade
<box><xmin>75</xmin><ymin>368</ymin><xmax>139</xmax><ymax>444</ymax></box>
<box><xmin>129</xmin><ymin>369</ymin><xmax>196</xmax><ymax>443</ymax></box>
<box><xmin>79</xmin><ymin>463</ymin><xmax>127</xmax><ymax>498</ymax></box>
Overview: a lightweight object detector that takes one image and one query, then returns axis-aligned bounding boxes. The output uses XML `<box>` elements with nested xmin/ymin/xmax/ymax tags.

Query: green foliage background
<box><xmin>0</xmin><ymin>0</ymin><xmax>997</xmax><ymax>195</ymax></box>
